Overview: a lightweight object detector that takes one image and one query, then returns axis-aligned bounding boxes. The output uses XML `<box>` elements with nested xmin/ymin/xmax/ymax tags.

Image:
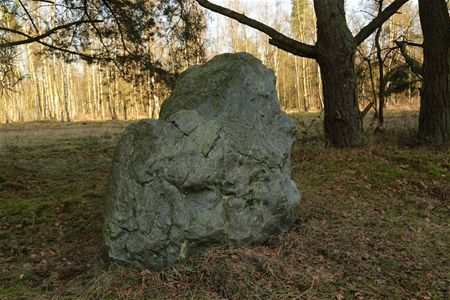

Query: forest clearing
<box><xmin>1</xmin><ymin>0</ymin><xmax>450</xmax><ymax>299</ymax></box>
<box><xmin>0</xmin><ymin>111</ymin><xmax>448</xmax><ymax>299</ymax></box>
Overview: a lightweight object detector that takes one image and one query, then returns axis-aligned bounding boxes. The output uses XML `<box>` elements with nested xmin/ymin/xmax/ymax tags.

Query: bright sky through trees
<box><xmin>205</xmin><ymin>0</ymin><xmax>419</xmax><ymax>57</ymax></box>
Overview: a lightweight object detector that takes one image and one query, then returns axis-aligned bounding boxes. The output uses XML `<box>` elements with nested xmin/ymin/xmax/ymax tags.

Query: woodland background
<box><xmin>0</xmin><ymin>0</ymin><xmax>424</xmax><ymax>123</ymax></box>
<box><xmin>0</xmin><ymin>1</ymin><xmax>449</xmax><ymax>299</ymax></box>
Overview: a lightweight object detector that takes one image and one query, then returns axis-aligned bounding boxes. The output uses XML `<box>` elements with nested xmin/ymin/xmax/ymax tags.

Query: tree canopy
<box><xmin>0</xmin><ymin>0</ymin><xmax>206</xmax><ymax>84</ymax></box>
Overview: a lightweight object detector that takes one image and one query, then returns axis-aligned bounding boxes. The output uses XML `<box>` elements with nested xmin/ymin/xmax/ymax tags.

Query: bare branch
<box><xmin>100</xmin><ymin>0</ymin><xmax>130</xmax><ymax>54</ymax></box>
<box><xmin>354</xmin><ymin>0</ymin><xmax>410</xmax><ymax>46</ymax></box>
<box><xmin>361</xmin><ymin>101</ymin><xmax>375</xmax><ymax>118</ymax></box>
<box><xmin>269</xmin><ymin>39</ymin><xmax>315</xmax><ymax>59</ymax></box>
<box><xmin>31</xmin><ymin>0</ymin><xmax>55</xmax><ymax>3</ymax></box>
<box><xmin>195</xmin><ymin>0</ymin><xmax>317</xmax><ymax>59</ymax></box>
<box><xmin>17</xmin><ymin>0</ymin><xmax>39</xmax><ymax>33</ymax></box>
<box><xmin>402</xmin><ymin>41</ymin><xmax>423</xmax><ymax>48</ymax></box>
<box><xmin>1</xmin><ymin>25</ymin><xmax>175</xmax><ymax>86</ymax></box>
<box><xmin>395</xmin><ymin>41</ymin><xmax>423</xmax><ymax>77</ymax></box>
<box><xmin>0</xmin><ymin>19</ymin><xmax>103</xmax><ymax>48</ymax></box>
<box><xmin>83</xmin><ymin>1</ymin><xmax>113</xmax><ymax>57</ymax></box>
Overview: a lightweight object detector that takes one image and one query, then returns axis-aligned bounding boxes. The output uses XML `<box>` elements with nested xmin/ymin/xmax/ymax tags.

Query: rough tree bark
<box><xmin>195</xmin><ymin>0</ymin><xmax>409</xmax><ymax>147</ymax></box>
<box><xmin>314</xmin><ymin>0</ymin><xmax>362</xmax><ymax>146</ymax></box>
<box><xmin>417</xmin><ymin>0</ymin><xmax>450</xmax><ymax>144</ymax></box>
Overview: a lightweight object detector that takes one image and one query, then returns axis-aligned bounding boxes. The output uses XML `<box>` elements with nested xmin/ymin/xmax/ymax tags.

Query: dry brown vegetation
<box><xmin>0</xmin><ymin>111</ymin><xmax>449</xmax><ymax>299</ymax></box>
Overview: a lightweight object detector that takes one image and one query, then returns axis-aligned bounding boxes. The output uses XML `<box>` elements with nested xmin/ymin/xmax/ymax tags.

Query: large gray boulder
<box><xmin>104</xmin><ymin>52</ymin><xmax>301</xmax><ymax>270</ymax></box>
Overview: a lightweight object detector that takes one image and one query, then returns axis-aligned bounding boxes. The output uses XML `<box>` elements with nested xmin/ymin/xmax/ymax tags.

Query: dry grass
<box><xmin>0</xmin><ymin>111</ymin><xmax>449</xmax><ymax>299</ymax></box>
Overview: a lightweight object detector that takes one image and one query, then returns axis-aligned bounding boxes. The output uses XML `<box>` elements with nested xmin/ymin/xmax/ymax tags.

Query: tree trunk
<box><xmin>113</xmin><ymin>69</ymin><xmax>119</xmax><ymax>120</ymax></box>
<box><xmin>302</xmin><ymin>58</ymin><xmax>309</xmax><ymax>111</ymax></box>
<box><xmin>375</xmin><ymin>0</ymin><xmax>385</xmax><ymax>129</ymax></box>
<box><xmin>2</xmin><ymin>92</ymin><xmax>10</xmax><ymax>123</ymax></box>
<box><xmin>99</xmin><ymin>70</ymin><xmax>105</xmax><ymax>119</ymax></box>
<box><xmin>62</xmin><ymin>63</ymin><xmax>71</xmax><ymax>122</ymax></box>
<box><xmin>42</xmin><ymin>63</ymin><xmax>51</xmax><ymax>119</ymax></box>
<box><xmin>195</xmin><ymin>0</ymin><xmax>408</xmax><ymax>147</ymax></box>
<box><xmin>51</xmin><ymin>54</ymin><xmax>63</xmax><ymax>121</ymax></box>
<box><xmin>314</xmin><ymin>0</ymin><xmax>363</xmax><ymax>147</ymax></box>
<box><xmin>87</xmin><ymin>63</ymin><xmax>93</xmax><ymax>116</ymax></box>
<box><xmin>26</xmin><ymin>45</ymin><xmax>42</xmax><ymax>120</ymax></box>
<box><xmin>294</xmin><ymin>57</ymin><xmax>302</xmax><ymax>111</ymax></box>
<box><xmin>417</xmin><ymin>0</ymin><xmax>450</xmax><ymax>144</ymax></box>
<box><xmin>91</xmin><ymin>63</ymin><xmax>98</xmax><ymax>119</ymax></box>
<box><xmin>123</xmin><ymin>99</ymin><xmax>128</xmax><ymax>120</ymax></box>
<box><xmin>317</xmin><ymin>64</ymin><xmax>324</xmax><ymax>111</ymax></box>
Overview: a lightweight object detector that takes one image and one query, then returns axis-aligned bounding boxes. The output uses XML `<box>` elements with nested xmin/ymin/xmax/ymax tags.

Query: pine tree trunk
<box><xmin>417</xmin><ymin>0</ymin><xmax>450</xmax><ymax>144</ymax></box>
<box><xmin>62</xmin><ymin>63</ymin><xmax>71</xmax><ymax>122</ymax></box>
<box><xmin>314</xmin><ymin>0</ymin><xmax>363</xmax><ymax>147</ymax></box>
<box><xmin>317</xmin><ymin>64</ymin><xmax>324</xmax><ymax>111</ymax></box>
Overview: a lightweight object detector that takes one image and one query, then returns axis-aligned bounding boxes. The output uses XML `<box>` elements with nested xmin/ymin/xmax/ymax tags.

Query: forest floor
<box><xmin>0</xmin><ymin>111</ymin><xmax>448</xmax><ymax>299</ymax></box>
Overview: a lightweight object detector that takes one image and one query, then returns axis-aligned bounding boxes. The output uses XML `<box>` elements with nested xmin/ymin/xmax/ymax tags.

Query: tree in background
<box><xmin>291</xmin><ymin>0</ymin><xmax>319</xmax><ymax>112</ymax></box>
<box><xmin>417</xmin><ymin>0</ymin><xmax>450</xmax><ymax>144</ymax></box>
<box><xmin>0</xmin><ymin>6</ymin><xmax>22</xmax><ymax>123</ymax></box>
<box><xmin>0</xmin><ymin>5</ymin><xmax>21</xmax><ymax>90</ymax></box>
<box><xmin>196</xmin><ymin>0</ymin><xmax>409</xmax><ymax>147</ymax></box>
<box><xmin>0</xmin><ymin>0</ymin><xmax>205</xmax><ymax>84</ymax></box>
<box><xmin>0</xmin><ymin>0</ymin><xmax>206</xmax><ymax>122</ymax></box>
<box><xmin>374</xmin><ymin>0</ymin><xmax>386</xmax><ymax>130</ymax></box>
<box><xmin>354</xmin><ymin>0</ymin><xmax>422</xmax><ymax>131</ymax></box>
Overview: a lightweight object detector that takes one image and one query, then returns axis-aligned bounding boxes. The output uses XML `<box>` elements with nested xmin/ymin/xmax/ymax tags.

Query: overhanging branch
<box><xmin>354</xmin><ymin>0</ymin><xmax>410</xmax><ymax>46</ymax></box>
<box><xmin>100</xmin><ymin>0</ymin><xmax>129</xmax><ymax>54</ymax></box>
<box><xmin>0</xmin><ymin>19</ymin><xmax>102</xmax><ymax>48</ymax></box>
<box><xmin>195</xmin><ymin>0</ymin><xmax>317</xmax><ymax>59</ymax></box>
<box><xmin>18</xmin><ymin>0</ymin><xmax>39</xmax><ymax>33</ymax></box>
<box><xmin>269</xmin><ymin>39</ymin><xmax>316</xmax><ymax>59</ymax></box>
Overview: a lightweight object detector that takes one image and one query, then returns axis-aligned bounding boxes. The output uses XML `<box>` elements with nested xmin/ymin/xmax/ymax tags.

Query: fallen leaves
<box><xmin>335</xmin><ymin>290</ymin><xmax>345</xmax><ymax>300</ymax></box>
<box><xmin>1</xmin><ymin>119</ymin><xmax>449</xmax><ymax>299</ymax></box>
